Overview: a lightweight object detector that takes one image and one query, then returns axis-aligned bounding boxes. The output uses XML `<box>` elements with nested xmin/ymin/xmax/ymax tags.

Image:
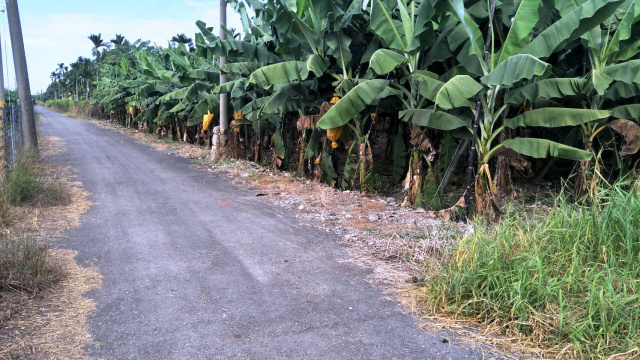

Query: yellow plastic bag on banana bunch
<box><xmin>202</xmin><ymin>111</ymin><xmax>214</xmax><ymax>134</ymax></box>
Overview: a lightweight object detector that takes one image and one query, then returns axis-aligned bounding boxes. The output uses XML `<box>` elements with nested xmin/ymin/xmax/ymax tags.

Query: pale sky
<box><xmin>1</xmin><ymin>0</ymin><xmax>244</xmax><ymax>94</ymax></box>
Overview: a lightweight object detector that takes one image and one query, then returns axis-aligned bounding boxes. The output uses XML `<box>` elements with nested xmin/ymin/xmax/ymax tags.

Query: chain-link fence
<box><xmin>0</xmin><ymin>103</ymin><xmax>24</xmax><ymax>170</ymax></box>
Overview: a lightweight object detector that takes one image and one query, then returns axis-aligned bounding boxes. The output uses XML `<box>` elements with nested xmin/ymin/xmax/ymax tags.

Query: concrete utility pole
<box><xmin>6</xmin><ymin>0</ymin><xmax>37</xmax><ymax>151</ymax></box>
<box><xmin>0</xmin><ymin>20</ymin><xmax>5</xmax><ymax>106</ymax></box>
<box><xmin>0</xmin><ymin>20</ymin><xmax>5</xmax><ymax>168</ymax></box>
<box><xmin>219</xmin><ymin>0</ymin><xmax>228</xmax><ymax>142</ymax></box>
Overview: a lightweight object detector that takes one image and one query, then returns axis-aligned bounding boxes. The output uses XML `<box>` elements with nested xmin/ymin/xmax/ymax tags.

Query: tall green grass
<box><xmin>425</xmin><ymin>184</ymin><xmax>640</xmax><ymax>358</ymax></box>
<box><xmin>45</xmin><ymin>99</ymin><xmax>76</xmax><ymax>113</ymax></box>
<box><xmin>5</xmin><ymin>152</ymin><xmax>67</xmax><ymax>206</ymax></box>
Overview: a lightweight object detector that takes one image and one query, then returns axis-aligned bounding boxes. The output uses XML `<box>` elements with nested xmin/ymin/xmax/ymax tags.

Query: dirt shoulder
<box><xmin>0</xmin><ymin>134</ymin><xmax>101</xmax><ymax>359</ymax></box>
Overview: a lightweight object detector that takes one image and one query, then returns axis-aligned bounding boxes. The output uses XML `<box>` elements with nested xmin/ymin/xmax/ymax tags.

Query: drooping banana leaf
<box><xmin>604</xmin><ymin>82</ymin><xmax>640</xmax><ymax>100</ymax></box>
<box><xmin>196</xmin><ymin>20</ymin><xmax>282</xmax><ymax>63</ymax></box>
<box><xmin>505</xmin><ymin>108</ymin><xmax>611</xmax><ymax>128</ymax></box>
<box><xmin>504</xmin><ymin>78</ymin><xmax>588</xmax><ymax>104</ymax></box>
<box><xmin>590</xmin><ymin>69</ymin><xmax>614</xmax><ymax>95</ymax></box>
<box><xmin>369</xmin><ymin>49</ymin><xmax>407</xmax><ymax>75</ymax></box>
<box><xmin>611</xmin><ymin>104</ymin><xmax>640</xmax><ymax>122</ymax></box>
<box><xmin>400</xmin><ymin>109</ymin><xmax>472</xmax><ymax>130</ymax></box>
<box><xmin>214</xmin><ymin>79</ymin><xmax>246</xmax><ymax>95</ymax></box>
<box><xmin>602</xmin><ymin>59</ymin><xmax>640</xmax><ymax>85</ymax></box>
<box><xmin>157</xmin><ymin>82</ymin><xmax>212</xmax><ymax>103</ymax></box>
<box><xmin>248</xmin><ymin>54</ymin><xmax>327</xmax><ymax>90</ymax></box>
<box><xmin>326</xmin><ymin>31</ymin><xmax>353</xmax><ymax>73</ymax></box>
<box><xmin>519</xmin><ymin>0</ymin><xmax>624</xmax><ymax>59</ymax></box>
<box><xmin>502</xmin><ymin>138</ymin><xmax>592</xmax><ymax>160</ymax></box>
<box><xmin>317</xmin><ymin>79</ymin><xmax>389</xmax><ymax>129</ymax></box>
<box><xmin>435</xmin><ymin>75</ymin><xmax>483</xmax><ymax>109</ymax></box>
<box><xmin>481</xmin><ymin>54</ymin><xmax>551</xmax><ymax>86</ymax></box>
<box><xmin>187</xmin><ymin>69</ymin><xmax>219</xmax><ymax>83</ymax></box>
<box><xmin>221</xmin><ymin>62</ymin><xmax>259</xmax><ymax>76</ymax></box>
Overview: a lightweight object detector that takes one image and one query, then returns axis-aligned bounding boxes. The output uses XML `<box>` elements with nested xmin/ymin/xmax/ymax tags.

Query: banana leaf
<box><xmin>497</xmin><ymin>0</ymin><xmax>541</xmax><ymax>64</ymax></box>
<box><xmin>504</xmin><ymin>78</ymin><xmax>588</xmax><ymax>104</ymax></box>
<box><xmin>502</xmin><ymin>138</ymin><xmax>592</xmax><ymax>160</ymax></box>
<box><xmin>435</xmin><ymin>75</ymin><xmax>483</xmax><ymax>109</ymax></box>
<box><xmin>481</xmin><ymin>54</ymin><xmax>550</xmax><ymax>86</ymax></box>
<box><xmin>611</xmin><ymin>104</ymin><xmax>640</xmax><ymax>122</ymax></box>
<box><xmin>602</xmin><ymin>59</ymin><xmax>640</xmax><ymax>85</ymax></box>
<box><xmin>505</xmin><ymin>108</ymin><xmax>611</xmax><ymax>128</ymax></box>
<box><xmin>519</xmin><ymin>0</ymin><xmax>624</xmax><ymax>59</ymax></box>
<box><xmin>248</xmin><ymin>55</ymin><xmax>327</xmax><ymax>90</ymax></box>
<box><xmin>317</xmin><ymin>79</ymin><xmax>389</xmax><ymax>129</ymax></box>
<box><xmin>369</xmin><ymin>49</ymin><xmax>407</xmax><ymax>75</ymax></box>
<box><xmin>400</xmin><ymin>109</ymin><xmax>472</xmax><ymax>130</ymax></box>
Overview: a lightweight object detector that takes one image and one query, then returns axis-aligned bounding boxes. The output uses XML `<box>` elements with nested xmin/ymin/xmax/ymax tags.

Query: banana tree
<box><xmin>366</xmin><ymin>0</ymin><xmax>463</xmax><ymax>203</ymax></box>
<box><xmin>501</xmin><ymin>0</ymin><xmax>640</xmax><ymax>198</ymax></box>
<box><xmin>215</xmin><ymin>0</ymin><xmax>374</xmax><ymax>181</ymax></box>
<box><xmin>435</xmin><ymin>0</ymin><xmax>623</xmax><ymax>216</ymax></box>
<box><xmin>566</xmin><ymin>0</ymin><xmax>640</xmax><ymax>197</ymax></box>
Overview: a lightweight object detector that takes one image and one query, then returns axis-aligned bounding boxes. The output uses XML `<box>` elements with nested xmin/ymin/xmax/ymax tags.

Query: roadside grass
<box><xmin>421</xmin><ymin>184</ymin><xmax>640</xmax><ymax>359</ymax></box>
<box><xmin>5</xmin><ymin>152</ymin><xmax>69</xmax><ymax>207</ymax></box>
<box><xmin>0</xmin><ymin>231</ymin><xmax>62</xmax><ymax>294</ymax></box>
<box><xmin>0</xmin><ymin>151</ymin><xmax>70</xmax><ymax>295</ymax></box>
<box><xmin>45</xmin><ymin>99</ymin><xmax>76</xmax><ymax>113</ymax></box>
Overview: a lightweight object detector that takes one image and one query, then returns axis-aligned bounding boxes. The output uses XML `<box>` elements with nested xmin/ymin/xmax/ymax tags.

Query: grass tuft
<box><xmin>4</xmin><ymin>152</ymin><xmax>69</xmax><ymax>207</ymax></box>
<box><xmin>0</xmin><ymin>231</ymin><xmax>62</xmax><ymax>295</ymax></box>
<box><xmin>423</xmin><ymin>184</ymin><xmax>640</xmax><ymax>359</ymax></box>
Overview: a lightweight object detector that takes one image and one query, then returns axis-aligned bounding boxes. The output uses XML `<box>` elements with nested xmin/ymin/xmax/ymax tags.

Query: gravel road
<box><xmin>37</xmin><ymin>106</ymin><xmax>495</xmax><ymax>360</ymax></box>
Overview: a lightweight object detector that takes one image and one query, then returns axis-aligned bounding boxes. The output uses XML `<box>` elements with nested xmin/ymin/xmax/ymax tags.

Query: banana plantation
<box><xmin>44</xmin><ymin>0</ymin><xmax>640</xmax><ymax>217</ymax></box>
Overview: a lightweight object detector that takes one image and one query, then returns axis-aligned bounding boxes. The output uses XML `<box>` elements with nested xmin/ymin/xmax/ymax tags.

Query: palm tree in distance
<box><xmin>111</xmin><ymin>34</ymin><xmax>127</xmax><ymax>46</ymax></box>
<box><xmin>171</xmin><ymin>33</ymin><xmax>192</xmax><ymax>45</ymax></box>
<box><xmin>88</xmin><ymin>33</ymin><xmax>109</xmax><ymax>59</ymax></box>
<box><xmin>50</xmin><ymin>71</ymin><xmax>58</xmax><ymax>99</ymax></box>
<box><xmin>171</xmin><ymin>33</ymin><xmax>193</xmax><ymax>48</ymax></box>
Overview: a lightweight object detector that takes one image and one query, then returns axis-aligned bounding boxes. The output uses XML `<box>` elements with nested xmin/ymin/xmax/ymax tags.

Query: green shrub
<box><xmin>424</xmin><ymin>185</ymin><xmax>640</xmax><ymax>359</ymax></box>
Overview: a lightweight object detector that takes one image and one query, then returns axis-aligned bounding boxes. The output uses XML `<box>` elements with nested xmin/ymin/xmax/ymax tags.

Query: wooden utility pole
<box><xmin>6</xmin><ymin>0</ymin><xmax>37</xmax><ymax>151</ymax></box>
<box><xmin>219</xmin><ymin>0</ymin><xmax>228</xmax><ymax>143</ymax></box>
